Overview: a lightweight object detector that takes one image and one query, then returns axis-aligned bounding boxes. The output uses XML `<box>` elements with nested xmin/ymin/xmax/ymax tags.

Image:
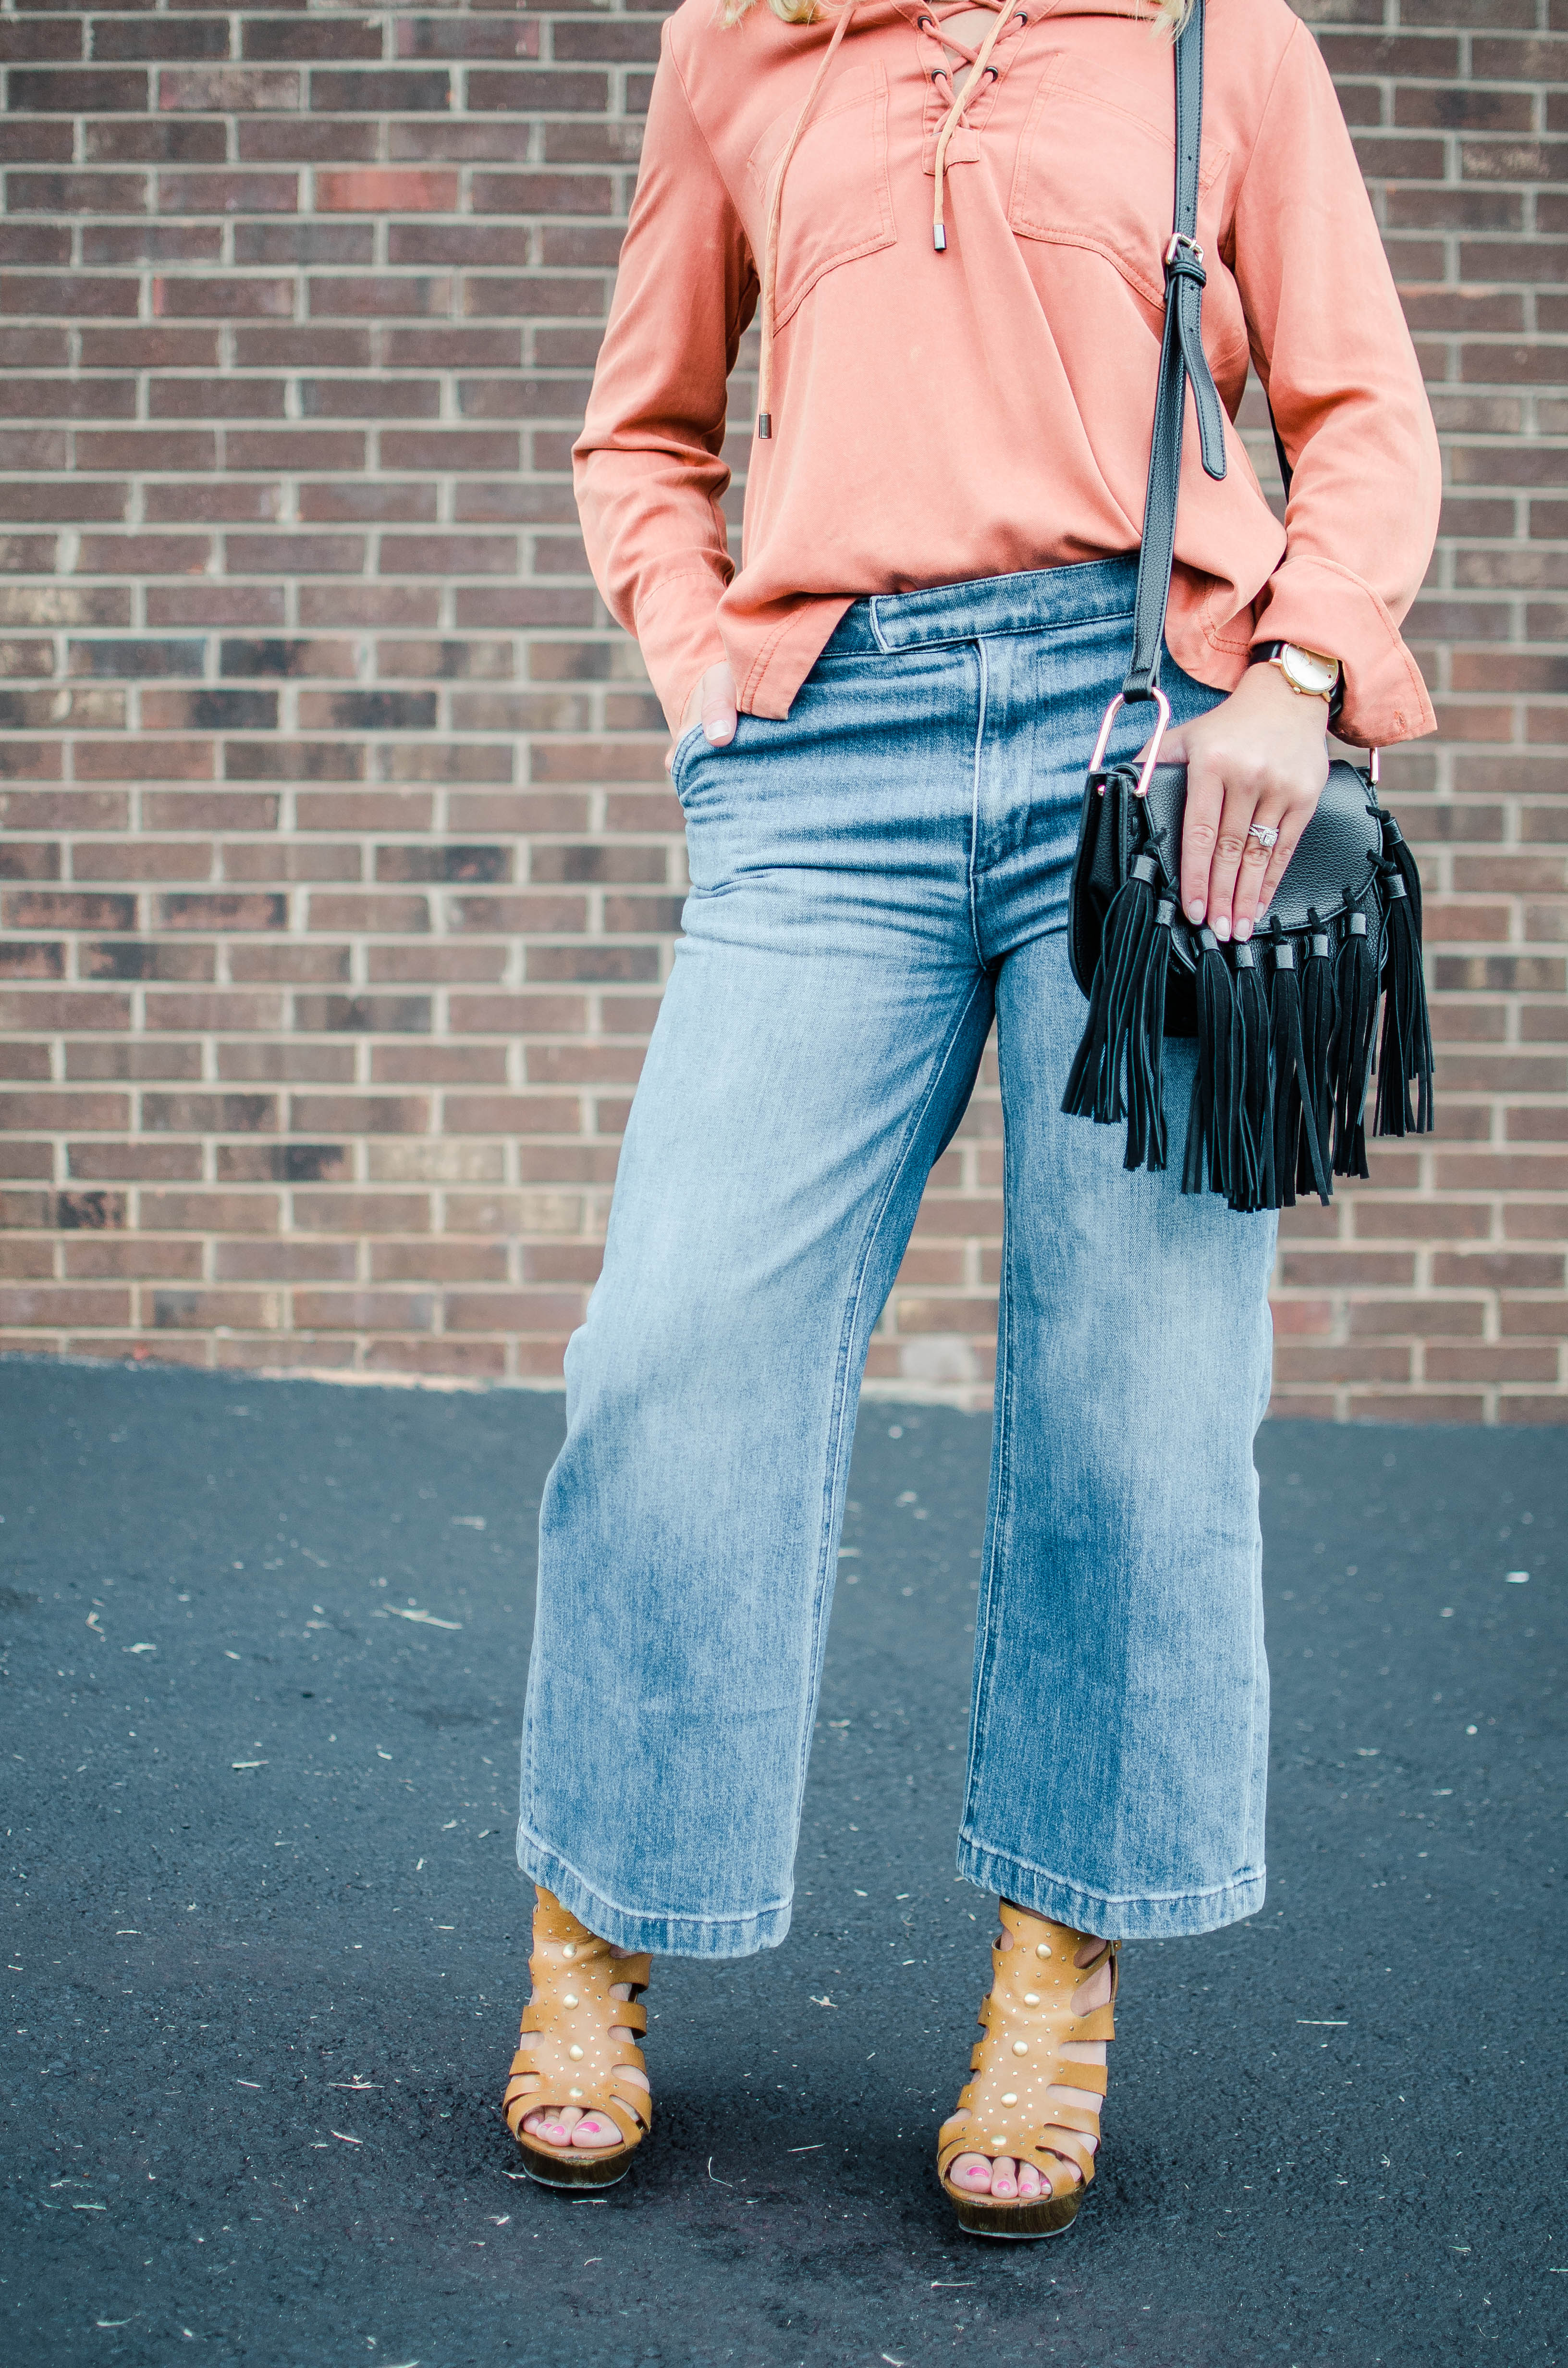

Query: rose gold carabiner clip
<box><xmin>1088</xmin><ymin>687</ymin><xmax>1172</xmax><ymax>798</ymax></box>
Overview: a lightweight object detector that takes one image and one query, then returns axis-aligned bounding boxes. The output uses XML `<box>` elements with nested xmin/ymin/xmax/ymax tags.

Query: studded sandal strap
<box><xmin>520</xmin><ymin>1992</ymin><xmax>649</xmax><ymax>2040</ymax></box>
<box><xmin>504</xmin><ymin>1887</ymin><xmax>652</xmax><ymax>2155</ymax></box>
<box><xmin>937</xmin><ymin>1903</ymin><xmax>1117</xmax><ymax>2195</ymax></box>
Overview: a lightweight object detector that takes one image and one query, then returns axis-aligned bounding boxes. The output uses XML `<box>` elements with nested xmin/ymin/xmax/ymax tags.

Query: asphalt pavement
<box><xmin>1</xmin><ymin>1358</ymin><xmax>1563</xmax><ymax>2368</ymax></box>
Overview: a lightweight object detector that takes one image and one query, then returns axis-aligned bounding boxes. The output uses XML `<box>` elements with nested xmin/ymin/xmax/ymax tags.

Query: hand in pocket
<box><xmin>668</xmin><ymin>660</ymin><xmax>739</xmax><ymax>776</ymax></box>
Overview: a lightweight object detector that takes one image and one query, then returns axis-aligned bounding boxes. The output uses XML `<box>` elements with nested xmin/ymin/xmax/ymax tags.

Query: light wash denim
<box><xmin>518</xmin><ymin>558</ymin><xmax>1277</xmax><ymax>1958</ymax></box>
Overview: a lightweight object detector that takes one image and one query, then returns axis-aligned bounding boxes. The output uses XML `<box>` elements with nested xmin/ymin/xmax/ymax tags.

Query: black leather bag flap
<box><xmin>1129</xmin><ymin>754</ymin><xmax>1383</xmax><ymax>936</ymax></box>
<box><xmin>1068</xmin><ymin>754</ymin><xmax>1385</xmax><ymax>1002</ymax></box>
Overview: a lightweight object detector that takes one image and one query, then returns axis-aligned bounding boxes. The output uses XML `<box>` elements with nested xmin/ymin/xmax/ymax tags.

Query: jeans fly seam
<box><xmin>867</xmin><ymin>596</ymin><xmax>891</xmax><ymax>653</ymax></box>
<box><xmin>966</xmin><ymin>635</ymin><xmax>988</xmax><ymax>967</ymax></box>
<box><xmin>795</xmin><ymin>971</ymin><xmax>994</xmax><ymax>1844</ymax></box>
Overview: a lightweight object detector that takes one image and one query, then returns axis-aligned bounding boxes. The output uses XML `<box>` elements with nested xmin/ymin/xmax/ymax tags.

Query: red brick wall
<box><xmin>0</xmin><ymin>0</ymin><xmax>1563</xmax><ymax>1420</ymax></box>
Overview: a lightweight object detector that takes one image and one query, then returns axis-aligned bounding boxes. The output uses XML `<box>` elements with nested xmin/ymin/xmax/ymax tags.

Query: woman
<box><xmin>502</xmin><ymin>0</ymin><xmax>1439</xmax><ymax>2237</ymax></box>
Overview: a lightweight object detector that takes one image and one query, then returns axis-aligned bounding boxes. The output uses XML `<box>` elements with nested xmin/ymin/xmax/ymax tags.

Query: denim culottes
<box><xmin>517</xmin><ymin>556</ymin><xmax>1278</xmax><ymax>1957</ymax></box>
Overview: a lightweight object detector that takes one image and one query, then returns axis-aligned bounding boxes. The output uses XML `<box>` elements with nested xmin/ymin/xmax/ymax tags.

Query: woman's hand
<box><xmin>667</xmin><ymin>660</ymin><xmax>738</xmax><ymax>775</ymax></box>
<box><xmin>1156</xmin><ymin>663</ymin><xmax>1333</xmax><ymax>943</ymax></box>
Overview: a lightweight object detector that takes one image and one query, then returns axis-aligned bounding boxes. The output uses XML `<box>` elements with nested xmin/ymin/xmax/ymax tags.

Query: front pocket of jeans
<box><xmin>747</xmin><ymin>61</ymin><xmax>896</xmax><ymax>329</ymax></box>
<box><xmin>669</xmin><ymin>721</ymin><xmax>714</xmax><ymax>808</ymax></box>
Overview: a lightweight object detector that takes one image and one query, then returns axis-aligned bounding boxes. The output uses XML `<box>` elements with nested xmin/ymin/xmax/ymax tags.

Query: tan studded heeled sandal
<box><xmin>937</xmin><ymin>1900</ymin><xmax>1118</xmax><ymax>2239</ymax></box>
<box><xmin>502</xmin><ymin>1887</ymin><xmax>652</xmax><ymax>2191</ymax></box>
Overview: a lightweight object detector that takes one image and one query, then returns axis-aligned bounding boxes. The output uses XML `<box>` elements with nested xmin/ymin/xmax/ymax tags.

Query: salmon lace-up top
<box><xmin>573</xmin><ymin>0</ymin><xmax>1441</xmax><ymax>749</ymax></box>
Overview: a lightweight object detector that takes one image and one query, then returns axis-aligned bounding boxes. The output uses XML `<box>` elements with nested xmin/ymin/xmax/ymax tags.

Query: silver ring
<box><xmin>1246</xmin><ymin>821</ymin><xmax>1280</xmax><ymax>851</ymax></box>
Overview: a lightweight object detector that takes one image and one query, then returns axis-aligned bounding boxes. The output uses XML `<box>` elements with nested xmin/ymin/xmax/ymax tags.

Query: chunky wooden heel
<box><xmin>937</xmin><ymin>1902</ymin><xmax>1117</xmax><ymax>2240</ymax></box>
<box><xmin>502</xmin><ymin>1887</ymin><xmax>652</xmax><ymax>2191</ymax></box>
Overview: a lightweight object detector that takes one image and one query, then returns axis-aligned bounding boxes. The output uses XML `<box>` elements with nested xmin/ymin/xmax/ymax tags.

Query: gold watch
<box><xmin>1252</xmin><ymin>639</ymin><xmax>1341</xmax><ymax>705</ymax></box>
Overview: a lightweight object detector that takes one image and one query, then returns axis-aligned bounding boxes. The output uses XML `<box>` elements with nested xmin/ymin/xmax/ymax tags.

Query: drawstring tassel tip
<box><xmin>932</xmin><ymin>224</ymin><xmax>946</xmax><ymax>252</ymax></box>
<box><xmin>756</xmin><ymin>412</ymin><xmax>771</xmax><ymax>441</ymax></box>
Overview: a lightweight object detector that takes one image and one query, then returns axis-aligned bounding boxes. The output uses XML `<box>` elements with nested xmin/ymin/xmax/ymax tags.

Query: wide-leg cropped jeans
<box><xmin>517</xmin><ymin>557</ymin><xmax>1278</xmax><ymax>1958</ymax></box>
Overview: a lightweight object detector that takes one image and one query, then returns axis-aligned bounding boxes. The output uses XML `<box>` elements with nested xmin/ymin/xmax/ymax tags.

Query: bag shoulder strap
<box><xmin>1123</xmin><ymin>0</ymin><xmax>1227</xmax><ymax>705</ymax></box>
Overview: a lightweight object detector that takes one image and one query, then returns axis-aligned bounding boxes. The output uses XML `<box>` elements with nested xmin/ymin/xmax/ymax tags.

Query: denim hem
<box><xmin>515</xmin><ymin>1823</ymin><xmax>793</xmax><ymax>1959</ymax></box>
<box><xmin>955</xmin><ymin>1836</ymin><xmax>1266</xmax><ymax>1940</ymax></box>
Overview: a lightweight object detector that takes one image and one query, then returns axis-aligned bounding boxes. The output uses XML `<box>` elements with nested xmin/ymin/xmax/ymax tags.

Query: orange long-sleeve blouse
<box><xmin>573</xmin><ymin>0</ymin><xmax>1441</xmax><ymax>748</ymax></box>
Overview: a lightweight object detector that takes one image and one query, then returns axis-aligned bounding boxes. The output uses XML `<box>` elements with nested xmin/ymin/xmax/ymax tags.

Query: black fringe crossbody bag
<box><xmin>1061</xmin><ymin>0</ymin><xmax>1433</xmax><ymax>1213</ymax></box>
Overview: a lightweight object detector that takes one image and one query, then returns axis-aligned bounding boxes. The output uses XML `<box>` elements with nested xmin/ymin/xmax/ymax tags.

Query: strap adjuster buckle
<box><xmin>1163</xmin><ymin>231</ymin><xmax>1204</xmax><ymax>270</ymax></box>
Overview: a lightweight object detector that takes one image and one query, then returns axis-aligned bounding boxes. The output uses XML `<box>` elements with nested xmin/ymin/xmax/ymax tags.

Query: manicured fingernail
<box><xmin>704</xmin><ymin>720</ymin><xmax>727</xmax><ymax>742</ymax></box>
<box><xmin>1186</xmin><ymin>899</ymin><xmax>1205</xmax><ymax>924</ymax></box>
<box><xmin>1212</xmin><ymin>917</ymin><xmax>1230</xmax><ymax>943</ymax></box>
<box><xmin>1235</xmin><ymin>917</ymin><xmax>1253</xmax><ymax>942</ymax></box>
<box><xmin>1256</xmin><ymin>898</ymin><xmax>1271</xmax><ymax>919</ymax></box>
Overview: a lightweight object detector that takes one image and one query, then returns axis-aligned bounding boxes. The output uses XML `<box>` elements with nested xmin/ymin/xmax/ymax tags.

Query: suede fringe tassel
<box><xmin>1373</xmin><ymin>818</ymin><xmax>1434</xmax><ymax>1139</ymax></box>
<box><xmin>1297</xmin><ymin>915</ymin><xmax>1338</xmax><ymax>1200</ymax></box>
<box><xmin>1062</xmin><ymin>854</ymin><xmax>1174</xmax><ymax>1174</ymax></box>
<box><xmin>1267</xmin><ymin>921</ymin><xmax>1331</xmax><ymax>1209</ymax></box>
<box><xmin>1181</xmin><ymin>925</ymin><xmax>1238</xmax><ymax>1200</ymax></box>
<box><xmin>1231</xmin><ymin>940</ymin><xmax>1271</xmax><ymax>1213</ymax></box>
<box><xmin>1064</xmin><ymin>814</ymin><xmax>1431</xmax><ymax>1212</ymax></box>
<box><xmin>1330</xmin><ymin>909</ymin><xmax>1378</xmax><ymax>1179</ymax></box>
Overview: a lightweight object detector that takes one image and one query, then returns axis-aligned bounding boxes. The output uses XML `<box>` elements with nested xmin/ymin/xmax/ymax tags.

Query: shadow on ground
<box><xmin>1</xmin><ymin>1360</ymin><xmax>1563</xmax><ymax>2366</ymax></box>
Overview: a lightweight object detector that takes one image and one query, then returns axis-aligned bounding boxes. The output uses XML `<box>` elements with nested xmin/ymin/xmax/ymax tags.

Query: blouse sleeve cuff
<box><xmin>634</xmin><ymin>568</ymin><xmax>731</xmax><ymax>735</ymax></box>
<box><xmin>1249</xmin><ymin>553</ymin><xmax>1435</xmax><ymax>749</ymax></box>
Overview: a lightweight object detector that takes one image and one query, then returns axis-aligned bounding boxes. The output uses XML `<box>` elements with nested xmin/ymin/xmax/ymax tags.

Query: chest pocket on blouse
<box><xmin>1007</xmin><ymin>55</ymin><xmax>1229</xmax><ymax>311</ymax></box>
<box><xmin>747</xmin><ymin>61</ymin><xmax>896</xmax><ymax>330</ymax></box>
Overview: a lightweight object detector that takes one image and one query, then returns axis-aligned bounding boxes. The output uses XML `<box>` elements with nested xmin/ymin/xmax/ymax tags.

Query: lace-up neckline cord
<box><xmin>757</xmin><ymin>0</ymin><xmax>1018</xmax><ymax>440</ymax></box>
<box><xmin>928</xmin><ymin>3</ymin><xmax>1017</xmax><ymax>252</ymax></box>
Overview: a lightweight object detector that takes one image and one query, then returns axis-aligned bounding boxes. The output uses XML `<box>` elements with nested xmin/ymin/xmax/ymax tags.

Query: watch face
<box><xmin>1282</xmin><ymin>643</ymin><xmax>1339</xmax><ymax>696</ymax></box>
